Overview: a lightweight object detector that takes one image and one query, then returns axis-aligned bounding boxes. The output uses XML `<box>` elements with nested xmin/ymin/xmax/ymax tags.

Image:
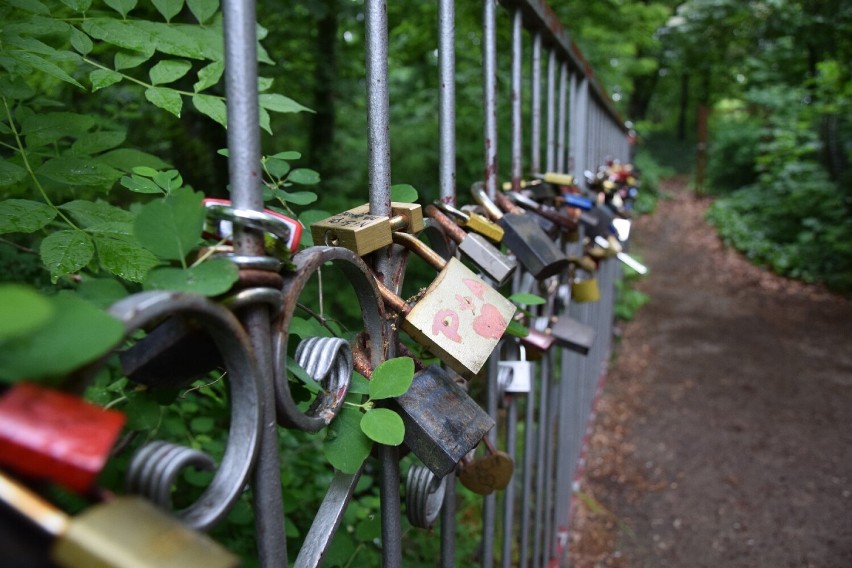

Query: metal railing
<box><xmin>2</xmin><ymin>1</ymin><xmax>631</xmax><ymax>567</ymax></box>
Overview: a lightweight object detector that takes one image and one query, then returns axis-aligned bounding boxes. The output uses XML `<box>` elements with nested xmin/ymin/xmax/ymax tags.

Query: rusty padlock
<box><xmin>375</xmin><ymin>232</ymin><xmax>515</xmax><ymax>377</ymax></box>
<box><xmin>425</xmin><ymin>204</ymin><xmax>516</xmax><ymax>287</ymax></box>
<box><xmin>388</xmin><ymin>365</ymin><xmax>495</xmax><ymax>478</ymax></box>
<box><xmin>472</xmin><ymin>183</ymin><xmax>569</xmax><ymax>280</ymax></box>
<box><xmin>0</xmin><ymin>383</ymin><xmax>126</xmax><ymax>494</ymax></box>
<box><xmin>309</xmin><ymin>202</ymin><xmax>423</xmax><ymax>256</ymax></box>
<box><xmin>458</xmin><ymin>437</ymin><xmax>514</xmax><ymax>496</ymax></box>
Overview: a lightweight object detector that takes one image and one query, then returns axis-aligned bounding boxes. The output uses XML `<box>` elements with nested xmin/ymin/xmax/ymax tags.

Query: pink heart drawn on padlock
<box><xmin>472</xmin><ymin>303</ymin><xmax>507</xmax><ymax>339</ymax></box>
<box><xmin>463</xmin><ymin>278</ymin><xmax>486</xmax><ymax>300</ymax></box>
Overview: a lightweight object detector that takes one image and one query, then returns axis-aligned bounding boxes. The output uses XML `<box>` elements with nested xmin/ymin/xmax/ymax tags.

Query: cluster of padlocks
<box><xmin>0</xmin><ymin>162</ymin><xmax>644</xmax><ymax>566</ymax></box>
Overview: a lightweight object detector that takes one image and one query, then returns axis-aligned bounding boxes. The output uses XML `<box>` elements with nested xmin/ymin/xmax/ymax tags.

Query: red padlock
<box><xmin>0</xmin><ymin>383</ymin><xmax>126</xmax><ymax>493</ymax></box>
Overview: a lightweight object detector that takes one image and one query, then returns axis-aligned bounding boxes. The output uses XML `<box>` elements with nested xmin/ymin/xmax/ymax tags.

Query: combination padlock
<box><xmin>387</xmin><ymin>365</ymin><xmax>495</xmax><ymax>478</ymax></box>
<box><xmin>425</xmin><ymin>204</ymin><xmax>516</xmax><ymax>286</ymax></box>
<box><xmin>309</xmin><ymin>202</ymin><xmax>423</xmax><ymax>256</ymax></box>
<box><xmin>458</xmin><ymin>436</ymin><xmax>514</xmax><ymax>496</ymax></box>
<box><xmin>0</xmin><ymin>471</ymin><xmax>239</xmax><ymax>568</ymax></box>
<box><xmin>375</xmin><ymin>231</ymin><xmax>515</xmax><ymax>377</ymax></box>
<box><xmin>0</xmin><ymin>383</ymin><xmax>126</xmax><ymax>494</ymax></box>
<box><xmin>497</xmin><ymin>343</ymin><xmax>534</xmax><ymax>395</ymax></box>
<box><xmin>472</xmin><ymin>183</ymin><xmax>569</xmax><ymax>280</ymax></box>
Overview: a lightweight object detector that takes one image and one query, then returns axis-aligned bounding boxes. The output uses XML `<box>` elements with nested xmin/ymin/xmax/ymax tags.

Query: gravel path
<box><xmin>568</xmin><ymin>178</ymin><xmax>852</xmax><ymax>567</ymax></box>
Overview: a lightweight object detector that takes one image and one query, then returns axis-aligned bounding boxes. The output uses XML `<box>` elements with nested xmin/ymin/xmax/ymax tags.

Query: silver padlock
<box><xmin>497</xmin><ymin>344</ymin><xmax>534</xmax><ymax>394</ymax></box>
<box><xmin>405</xmin><ymin>464</ymin><xmax>446</xmax><ymax>530</ymax></box>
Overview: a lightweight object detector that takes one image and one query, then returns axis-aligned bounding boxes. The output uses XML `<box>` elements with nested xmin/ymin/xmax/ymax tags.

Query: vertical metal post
<box><xmin>483</xmin><ymin>355</ymin><xmax>499</xmax><ymax>568</ymax></box>
<box><xmin>556</xmin><ymin>61</ymin><xmax>567</xmax><ymax>173</ymax></box>
<box><xmin>501</xmin><ymin>397</ymin><xmax>518</xmax><ymax>568</ymax></box>
<box><xmin>544</xmin><ymin>49</ymin><xmax>557</xmax><ymax>172</ymax></box>
<box><xmin>573</xmin><ymin>76</ymin><xmax>589</xmax><ymax>183</ymax></box>
<box><xmin>530</xmin><ymin>33</ymin><xmax>542</xmax><ymax>175</ymax></box>
<box><xmin>365</xmin><ymin>3</ymin><xmax>402</xmax><ymax>567</ymax></box>
<box><xmin>483</xmin><ymin>0</ymin><xmax>498</xmax><ymax>198</ymax></box>
<box><xmin>567</xmin><ymin>71</ymin><xmax>576</xmax><ymax>174</ymax></box>
<box><xmin>510</xmin><ymin>7</ymin><xmax>523</xmax><ymax>190</ymax></box>
<box><xmin>439</xmin><ymin>0</ymin><xmax>456</xmax><ymax>204</ymax></box>
<box><xmin>519</xmin><ymin>359</ymin><xmax>536</xmax><ymax>567</ymax></box>
<box><xmin>223</xmin><ymin>1</ymin><xmax>287</xmax><ymax>565</ymax></box>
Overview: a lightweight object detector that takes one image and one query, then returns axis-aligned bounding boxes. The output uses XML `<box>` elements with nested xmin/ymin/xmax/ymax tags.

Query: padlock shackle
<box><xmin>374</xmin><ymin>278</ymin><xmax>410</xmax><ymax>315</ymax></box>
<box><xmin>471</xmin><ymin>182</ymin><xmax>504</xmax><ymax>221</ymax></box>
<box><xmin>0</xmin><ymin>470</ymin><xmax>68</xmax><ymax>537</ymax></box>
<box><xmin>391</xmin><ymin>231</ymin><xmax>447</xmax><ymax>272</ymax></box>
<box><xmin>433</xmin><ymin>201</ymin><xmax>470</xmax><ymax>223</ymax></box>
<box><xmin>507</xmin><ymin>191</ymin><xmax>578</xmax><ymax>231</ymax></box>
<box><xmin>424</xmin><ymin>204</ymin><xmax>467</xmax><ymax>245</ymax></box>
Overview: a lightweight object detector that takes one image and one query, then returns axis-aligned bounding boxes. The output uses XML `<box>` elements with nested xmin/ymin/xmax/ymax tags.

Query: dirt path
<box><xmin>568</xmin><ymin>178</ymin><xmax>852</xmax><ymax>567</ymax></box>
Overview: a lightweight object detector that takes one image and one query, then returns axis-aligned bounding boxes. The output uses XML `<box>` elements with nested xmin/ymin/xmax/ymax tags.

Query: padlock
<box><xmin>519</xmin><ymin>327</ymin><xmax>555</xmax><ymax>359</ymax></box>
<box><xmin>388</xmin><ymin>365</ymin><xmax>495</xmax><ymax>478</ymax></box>
<box><xmin>501</xmin><ymin>179</ymin><xmax>556</xmax><ymax>200</ymax></box>
<box><xmin>471</xmin><ymin>183</ymin><xmax>569</xmax><ymax>280</ymax></box>
<box><xmin>203</xmin><ymin>197</ymin><xmax>302</xmax><ymax>256</ymax></box>
<box><xmin>444</xmin><ymin>202</ymin><xmax>505</xmax><ymax>244</ymax></box>
<box><xmin>425</xmin><ymin>204</ymin><xmax>516</xmax><ymax>286</ymax></box>
<box><xmin>458</xmin><ymin>437</ymin><xmax>514</xmax><ymax>496</ymax></box>
<box><xmin>309</xmin><ymin>202</ymin><xmax>424</xmax><ymax>256</ymax></box>
<box><xmin>535</xmin><ymin>315</ymin><xmax>596</xmax><ymax>355</ymax></box>
<box><xmin>570</xmin><ymin>276</ymin><xmax>601</xmax><ymax>303</ymax></box>
<box><xmin>0</xmin><ymin>471</ymin><xmax>239</xmax><ymax>568</ymax></box>
<box><xmin>0</xmin><ymin>383</ymin><xmax>126</xmax><ymax>494</ymax></box>
<box><xmin>539</xmin><ymin>171</ymin><xmax>576</xmax><ymax>187</ymax></box>
<box><xmin>497</xmin><ymin>343</ymin><xmax>534</xmax><ymax>394</ymax></box>
<box><xmin>375</xmin><ymin>231</ymin><xmax>515</xmax><ymax>377</ymax></box>
<box><xmin>405</xmin><ymin>464</ymin><xmax>446</xmax><ymax>530</ymax></box>
<box><xmin>505</xmin><ymin>190</ymin><xmax>578</xmax><ymax>232</ymax></box>
<box><xmin>593</xmin><ymin>235</ymin><xmax>648</xmax><ymax>274</ymax></box>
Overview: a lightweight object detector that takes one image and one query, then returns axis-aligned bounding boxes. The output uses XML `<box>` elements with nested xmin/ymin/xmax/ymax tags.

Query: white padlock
<box><xmin>498</xmin><ymin>345</ymin><xmax>534</xmax><ymax>394</ymax></box>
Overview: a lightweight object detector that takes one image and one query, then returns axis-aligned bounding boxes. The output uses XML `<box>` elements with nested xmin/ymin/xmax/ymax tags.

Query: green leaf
<box><xmin>270</xmin><ymin>151</ymin><xmax>301</xmax><ymax>160</ymax></box>
<box><xmin>324</xmin><ymin>406</ymin><xmax>372</xmax><ymax>474</ymax></box>
<box><xmin>77</xmin><ymin>277</ymin><xmax>127</xmax><ymax>309</ymax></box>
<box><xmin>0</xmin><ymin>285</ymin><xmax>53</xmax><ymax>341</ymax></box>
<box><xmin>258</xmin><ymin>107</ymin><xmax>271</xmax><ymax>134</ymax></box>
<box><xmin>194</xmin><ymin>60</ymin><xmax>223</xmax><ymax>92</ymax></box>
<box><xmin>152</xmin><ymin>0</ymin><xmax>184</xmax><ymax>22</ymax></box>
<box><xmin>89</xmin><ymin>68</ymin><xmax>123</xmax><ymax>91</ymax></box>
<box><xmin>149</xmin><ymin>59</ymin><xmax>192</xmax><ymax>85</ymax></box>
<box><xmin>69</xmin><ymin>27</ymin><xmax>93</xmax><ymax>55</ymax></box>
<box><xmin>0</xmin><ymin>293</ymin><xmax>124</xmax><ymax>382</ymax></box>
<box><xmin>93</xmin><ymin>234</ymin><xmax>159</xmax><ymax>282</ymax></box>
<box><xmin>22</xmin><ymin>112</ymin><xmax>95</xmax><ymax>147</ymax></box>
<box><xmin>257</xmin><ymin>76</ymin><xmax>273</xmax><ymax>92</ymax></box>
<box><xmin>133</xmin><ymin>186</ymin><xmax>204</xmax><ymax>261</ymax></box>
<box><xmin>82</xmin><ymin>18</ymin><xmax>153</xmax><ymax>54</ymax></box>
<box><xmin>37</xmin><ymin>157</ymin><xmax>122</xmax><ymax>188</ymax></box>
<box><xmin>71</xmin><ymin>130</ymin><xmax>126</xmax><ymax>155</ymax></box>
<box><xmin>0</xmin><ymin>76</ymin><xmax>35</xmax><ymax>99</ymax></box>
<box><xmin>104</xmin><ymin>0</ymin><xmax>137</xmax><ymax>18</ymax></box>
<box><xmin>131</xmin><ymin>166</ymin><xmax>159</xmax><ymax>178</ymax></box>
<box><xmin>7</xmin><ymin>0</ymin><xmax>51</xmax><ymax>16</ymax></box>
<box><xmin>0</xmin><ymin>199</ymin><xmax>56</xmax><ymax>234</ymax></box>
<box><xmin>143</xmin><ymin>257</ymin><xmax>238</xmax><ymax>295</ymax></box>
<box><xmin>264</xmin><ymin>158</ymin><xmax>289</xmax><ymax>179</ymax></box>
<box><xmin>348</xmin><ymin>372</ymin><xmax>370</xmax><ymax>396</ymax></box>
<box><xmin>504</xmin><ymin>319</ymin><xmax>529</xmax><ymax>338</ymax></box>
<box><xmin>390</xmin><ymin>184</ymin><xmax>418</xmax><ymax>203</ymax></box>
<box><xmin>145</xmin><ymin>86</ymin><xmax>183</xmax><ymax>118</ymax></box>
<box><xmin>60</xmin><ymin>0</ymin><xmax>92</xmax><ymax>12</ymax></box>
<box><xmin>272</xmin><ymin>190</ymin><xmax>317</xmax><ymax>206</ymax></box>
<box><xmin>187</xmin><ymin>0</ymin><xmax>217</xmax><ymax>24</ymax></box>
<box><xmin>120</xmin><ymin>175</ymin><xmax>161</xmax><ymax>193</ymax></box>
<box><xmin>287</xmin><ymin>316</ymin><xmax>331</xmax><ymax>340</ymax></box>
<box><xmin>360</xmin><ymin>408</ymin><xmax>404</xmax><ymax>445</ymax></box>
<box><xmin>287</xmin><ymin>358</ymin><xmax>321</xmax><ymax>393</ymax></box>
<box><xmin>0</xmin><ymin>161</ymin><xmax>28</xmax><ymax>187</ymax></box>
<box><xmin>124</xmin><ymin>390</ymin><xmax>161</xmax><ymax>430</ymax></box>
<box><xmin>8</xmin><ymin>51</ymin><xmax>84</xmax><ymax>89</ymax></box>
<box><xmin>508</xmin><ymin>292</ymin><xmax>546</xmax><ymax>305</ymax></box>
<box><xmin>60</xmin><ymin>200</ymin><xmax>133</xmax><ymax>228</ymax></box>
<box><xmin>152</xmin><ymin>169</ymin><xmax>182</xmax><ymax>192</ymax></box>
<box><xmin>192</xmin><ymin>94</ymin><xmax>226</xmax><ymax>127</ymax></box>
<box><xmin>259</xmin><ymin>93</ymin><xmax>312</xmax><ymax>114</ymax></box>
<box><xmin>114</xmin><ymin>50</ymin><xmax>149</xmax><ymax>70</ymax></box>
<box><xmin>40</xmin><ymin>230</ymin><xmax>94</xmax><ymax>280</ymax></box>
<box><xmin>98</xmin><ymin>149</ymin><xmax>170</xmax><ymax>172</ymax></box>
<box><xmin>286</xmin><ymin>168</ymin><xmax>320</xmax><ymax>185</ymax></box>
<box><xmin>134</xmin><ymin>21</ymin><xmax>215</xmax><ymax>60</ymax></box>
<box><xmin>368</xmin><ymin>357</ymin><xmax>414</xmax><ymax>400</ymax></box>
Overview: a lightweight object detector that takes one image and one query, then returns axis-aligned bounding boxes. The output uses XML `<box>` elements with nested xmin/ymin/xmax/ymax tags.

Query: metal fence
<box><xmin>2</xmin><ymin>1</ymin><xmax>631</xmax><ymax>567</ymax></box>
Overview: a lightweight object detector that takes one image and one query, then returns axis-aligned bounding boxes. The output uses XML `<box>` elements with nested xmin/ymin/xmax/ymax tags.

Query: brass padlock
<box><xmin>571</xmin><ymin>277</ymin><xmax>601</xmax><ymax>303</ymax></box>
<box><xmin>0</xmin><ymin>471</ymin><xmax>240</xmax><ymax>568</ymax></box>
<box><xmin>458</xmin><ymin>437</ymin><xmax>514</xmax><ymax>496</ymax></box>
<box><xmin>390</xmin><ymin>365</ymin><xmax>495</xmax><ymax>478</ymax></box>
<box><xmin>375</xmin><ymin>232</ymin><xmax>516</xmax><ymax>377</ymax></box>
<box><xmin>310</xmin><ymin>202</ymin><xmax>424</xmax><ymax>256</ymax></box>
<box><xmin>443</xmin><ymin>202</ymin><xmax>505</xmax><ymax>244</ymax></box>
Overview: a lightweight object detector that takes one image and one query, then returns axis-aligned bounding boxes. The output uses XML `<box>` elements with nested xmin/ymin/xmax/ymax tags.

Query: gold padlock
<box><xmin>375</xmin><ymin>232</ymin><xmax>516</xmax><ymax>377</ymax></box>
<box><xmin>458</xmin><ymin>437</ymin><xmax>514</xmax><ymax>496</ymax></box>
<box><xmin>571</xmin><ymin>277</ymin><xmax>601</xmax><ymax>303</ymax></box>
<box><xmin>310</xmin><ymin>202</ymin><xmax>424</xmax><ymax>256</ymax></box>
